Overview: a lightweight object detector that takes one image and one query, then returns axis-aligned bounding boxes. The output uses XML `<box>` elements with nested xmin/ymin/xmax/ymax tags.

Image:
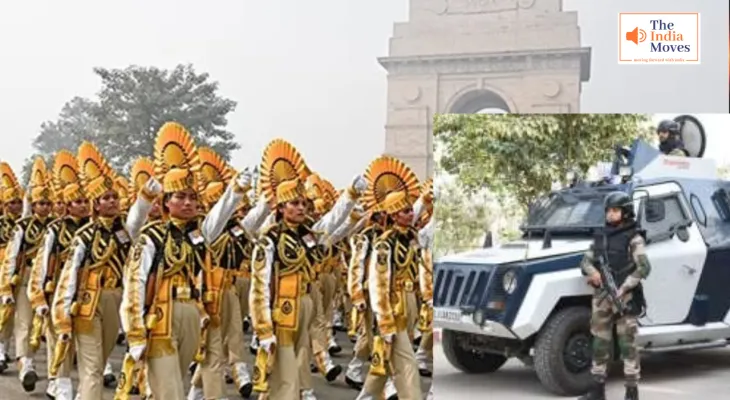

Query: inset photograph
<box><xmin>432</xmin><ymin>113</ymin><xmax>730</xmax><ymax>400</ymax></box>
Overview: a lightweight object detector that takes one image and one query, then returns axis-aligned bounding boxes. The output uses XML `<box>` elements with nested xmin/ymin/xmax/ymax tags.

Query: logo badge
<box><xmin>618</xmin><ymin>12</ymin><xmax>700</xmax><ymax>64</ymax></box>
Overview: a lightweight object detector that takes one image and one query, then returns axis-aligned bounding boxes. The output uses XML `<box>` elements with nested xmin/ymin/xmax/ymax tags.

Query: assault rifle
<box><xmin>592</xmin><ymin>234</ymin><xmax>628</xmax><ymax>316</ymax></box>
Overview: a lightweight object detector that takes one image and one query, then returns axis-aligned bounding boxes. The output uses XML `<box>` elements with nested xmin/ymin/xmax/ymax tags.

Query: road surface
<box><xmin>434</xmin><ymin>338</ymin><xmax>730</xmax><ymax>399</ymax></box>
<box><xmin>0</xmin><ymin>329</ymin><xmax>432</xmax><ymax>399</ymax></box>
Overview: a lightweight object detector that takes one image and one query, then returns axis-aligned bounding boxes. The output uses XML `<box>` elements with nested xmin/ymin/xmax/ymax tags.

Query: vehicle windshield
<box><xmin>523</xmin><ymin>188</ymin><xmax>618</xmax><ymax>231</ymax></box>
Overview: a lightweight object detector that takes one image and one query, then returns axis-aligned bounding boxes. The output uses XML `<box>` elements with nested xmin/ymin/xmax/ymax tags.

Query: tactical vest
<box><xmin>596</xmin><ymin>222</ymin><xmax>638</xmax><ymax>285</ymax></box>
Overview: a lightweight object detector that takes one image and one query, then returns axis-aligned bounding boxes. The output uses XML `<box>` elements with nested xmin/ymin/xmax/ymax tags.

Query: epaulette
<box><xmin>74</xmin><ymin>220</ymin><xmax>96</xmax><ymax>238</ymax></box>
<box><xmin>375</xmin><ymin>229</ymin><xmax>395</xmax><ymax>244</ymax></box>
<box><xmin>260</xmin><ymin>220</ymin><xmax>281</xmax><ymax>240</ymax></box>
<box><xmin>47</xmin><ymin>218</ymin><xmax>63</xmax><ymax>233</ymax></box>
<box><xmin>140</xmin><ymin>220</ymin><xmax>166</xmax><ymax>245</ymax></box>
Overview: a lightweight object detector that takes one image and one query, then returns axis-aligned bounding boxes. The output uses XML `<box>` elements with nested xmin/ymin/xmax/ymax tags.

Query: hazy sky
<box><xmin>0</xmin><ymin>0</ymin><xmax>727</xmax><ymax>187</ymax></box>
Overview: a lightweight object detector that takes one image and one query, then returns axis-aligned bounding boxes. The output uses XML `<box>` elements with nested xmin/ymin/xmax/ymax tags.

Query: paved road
<box><xmin>0</xmin><ymin>329</ymin><xmax>432</xmax><ymax>399</ymax></box>
<box><xmin>434</xmin><ymin>342</ymin><xmax>730</xmax><ymax>399</ymax></box>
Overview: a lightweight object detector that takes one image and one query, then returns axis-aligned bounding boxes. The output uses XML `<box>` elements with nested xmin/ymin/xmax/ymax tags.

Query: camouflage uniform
<box><xmin>580</xmin><ymin>231</ymin><xmax>651</xmax><ymax>385</ymax></box>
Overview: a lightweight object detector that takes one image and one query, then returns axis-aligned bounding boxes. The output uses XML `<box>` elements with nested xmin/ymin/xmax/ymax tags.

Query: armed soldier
<box><xmin>27</xmin><ymin>151</ymin><xmax>90</xmax><ymax>400</ymax></box>
<box><xmin>0</xmin><ymin>157</ymin><xmax>55</xmax><ymax>393</ymax></box>
<box><xmin>656</xmin><ymin>120</ymin><xmax>689</xmax><ymax>157</ymax></box>
<box><xmin>578</xmin><ymin>191</ymin><xmax>651</xmax><ymax>400</ymax></box>
<box><xmin>0</xmin><ymin>162</ymin><xmax>25</xmax><ymax>373</ymax></box>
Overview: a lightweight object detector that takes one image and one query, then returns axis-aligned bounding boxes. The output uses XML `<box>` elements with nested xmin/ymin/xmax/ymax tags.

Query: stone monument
<box><xmin>379</xmin><ymin>0</ymin><xmax>592</xmax><ymax>179</ymax></box>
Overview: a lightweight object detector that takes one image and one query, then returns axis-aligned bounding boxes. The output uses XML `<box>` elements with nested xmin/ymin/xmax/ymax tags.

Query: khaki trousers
<box><xmin>268</xmin><ymin>293</ymin><xmax>314</xmax><ymax>400</ymax></box>
<box><xmin>191</xmin><ymin>325</ymin><xmax>225</xmax><ymax>398</ymax></box>
<box><xmin>235</xmin><ymin>277</ymin><xmax>250</xmax><ymax>322</ymax></box>
<box><xmin>223</xmin><ymin>285</ymin><xmax>247</xmax><ymax>365</ymax></box>
<box><xmin>75</xmin><ymin>288</ymin><xmax>122</xmax><ymax>399</ymax></box>
<box><xmin>353</xmin><ymin>309</ymin><xmax>374</xmax><ymax>361</ymax></box>
<box><xmin>405</xmin><ymin>292</ymin><xmax>418</xmax><ymax>342</ymax></box>
<box><xmin>13</xmin><ymin>283</ymin><xmax>33</xmax><ymax>360</ymax></box>
<box><xmin>361</xmin><ymin>330</ymin><xmax>422</xmax><ymax>400</ymax></box>
<box><xmin>148</xmin><ymin>301</ymin><xmax>201</xmax><ymax>399</ymax></box>
<box><xmin>417</xmin><ymin>330</ymin><xmax>433</xmax><ymax>362</ymax></box>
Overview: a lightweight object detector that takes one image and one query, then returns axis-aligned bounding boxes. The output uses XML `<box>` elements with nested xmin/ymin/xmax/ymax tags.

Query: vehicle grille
<box><xmin>434</xmin><ymin>262</ymin><xmax>495</xmax><ymax>309</ymax></box>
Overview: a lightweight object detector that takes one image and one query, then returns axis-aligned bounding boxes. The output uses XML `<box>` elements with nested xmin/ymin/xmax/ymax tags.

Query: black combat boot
<box><xmin>625</xmin><ymin>385</ymin><xmax>638</xmax><ymax>400</ymax></box>
<box><xmin>578</xmin><ymin>377</ymin><xmax>606</xmax><ymax>400</ymax></box>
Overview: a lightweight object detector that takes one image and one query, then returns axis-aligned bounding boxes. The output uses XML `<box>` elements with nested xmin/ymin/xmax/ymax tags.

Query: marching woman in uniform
<box><xmin>119</xmin><ymin>122</ymin><xmax>251</xmax><ymax>398</ymax></box>
<box><xmin>50</xmin><ymin>142</ymin><xmax>157</xmax><ymax>399</ymax></box>
<box><xmin>188</xmin><ymin>147</ymin><xmax>254</xmax><ymax>399</ymax></box>
<box><xmin>0</xmin><ymin>157</ymin><xmax>54</xmax><ymax>393</ymax></box>
<box><xmin>355</xmin><ymin>156</ymin><xmax>423</xmax><ymax>400</ymax></box>
<box><xmin>249</xmin><ymin>138</ymin><xmax>366</xmax><ymax>400</ymax></box>
<box><xmin>0</xmin><ymin>162</ymin><xmax>26</xmax><ymax>373</ymax></box>
<box><xmin>27</xmin><ymin>150</ymin><xmax>90</xmax><ymax>400</ymax></box>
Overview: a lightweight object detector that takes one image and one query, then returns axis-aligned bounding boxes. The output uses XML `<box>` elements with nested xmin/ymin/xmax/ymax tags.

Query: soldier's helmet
<box><xmin>604</xmin><ymin>191</ymin><xmax>635</xmax><ymax>219</ymax></box>
<box><xmin>656</xmin><ymin>119</ymin><xmax>680</xmax><ymax>136</ymax></box>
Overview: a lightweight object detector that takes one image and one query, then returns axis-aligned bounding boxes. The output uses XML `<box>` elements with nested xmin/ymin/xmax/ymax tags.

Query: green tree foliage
<box><xmin>23</xmin><ymin>64</ymin><xmax>237</xmax><ymax>182</ymax></box>
<box><xmin>433</xmin><ymin>176</ymin><xmax>490</xmax><ymax>258</ymax></box>
<box><xmin>434</xmin><ymin>114</ymin><xmax>652</xmax><ymax>210</ymax></box>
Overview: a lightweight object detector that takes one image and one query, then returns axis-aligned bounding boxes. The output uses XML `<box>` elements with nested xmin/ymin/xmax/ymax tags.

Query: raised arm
<box><xmin>202</xmin><ymin>171</ymin><xmax>252</xmax><ymax>244</ymax></box>
<box><xmin>418</xmin><ymin>219</ymin><xmax>434</xmax><ymax>305</ymax></box>
<box><xmin>125</xmin><ymin>180</ymin><xmax>161</xmax><ymax>241</ymax></box>
<box><xmin>51</xmin><ymin>238</ymin><xmax>86</xmax><ymax>336</ymax></box>
<box><xmin>239</xmin><ymin>194</ymin><xmax>271</xmax><ymax>238</ymax></box>
<box><xmin>27</xmin><ymin>229</ymin><xmax>56</xmax><ymax>310</ymax></box>
<box><xmin>120</xmin><ymin>235</ymin><xmax>156</xmax><ymax>348</ymax></box>
<box><xmin>313</xmin><ymin>177</ymin><xmax>368</xmax><ymax>245</ymax></box>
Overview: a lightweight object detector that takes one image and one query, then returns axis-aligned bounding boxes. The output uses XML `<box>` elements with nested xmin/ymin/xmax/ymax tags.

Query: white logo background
<box><xmin>618</xmin><ymin>13</ymin><xmax>700</xmax><ymax>65</ymax></box>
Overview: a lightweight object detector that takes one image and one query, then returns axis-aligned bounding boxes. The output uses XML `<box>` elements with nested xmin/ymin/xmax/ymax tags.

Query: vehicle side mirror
<box><xmin>676</xmin><ymin>225</ymin><xmax>690</xmax><ymax>242</ymax></box>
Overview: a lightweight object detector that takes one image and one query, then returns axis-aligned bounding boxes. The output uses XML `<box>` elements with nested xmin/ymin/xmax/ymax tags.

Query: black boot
<box><xmin>625</xmin><ymin>385</ymin><xmax>638</xmax><ymax>400</ymax></box>
<box><xmin>578</xmin><ymin>378</ymin><xmax>605</xmax><ymax>400</ymax></box>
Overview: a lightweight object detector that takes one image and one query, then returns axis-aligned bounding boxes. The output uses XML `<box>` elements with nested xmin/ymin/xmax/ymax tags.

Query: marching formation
<box><xmin>0</xmin><ymin>121</ymin><xmax>434</xmax><ymax>399</ymax></box>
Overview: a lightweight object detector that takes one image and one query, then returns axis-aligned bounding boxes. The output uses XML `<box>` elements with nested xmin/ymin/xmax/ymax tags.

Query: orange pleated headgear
<box><xmin>153</xmin><ymin>122</ymin><xmax>200</xmax><ymax>194</ymax></box>
<box><xmin>29</xmin><ymin>157</ymin><xmax>52</xmax><ymax>203</ymax></box>
<box><xmin>198</xmin><ymin>147</ymin><xmax>233</xmax><ymax>209</ymax></box>
<box><xmin>78</xmin><ymin>142</ymin><xmax>118</xmax><ymax>201</ymax></box>
<box><xmin>53</xmin><ymin>150</ymin><xmax>84</xmax><ymax>203</ymax></box>
<box><xmin>259</xmin><ymin>139</ymin><xmax>310</xmax><ymax>208</ymax></box>
<box><xmin>0</xmin><ymin>162</ymin><xmax>23</xmax><ymax>203</ymax></box>
<box><xmin>362</xmin><ymin>156</ymin><xmax>420</xmax><ymax>215</ymax></box>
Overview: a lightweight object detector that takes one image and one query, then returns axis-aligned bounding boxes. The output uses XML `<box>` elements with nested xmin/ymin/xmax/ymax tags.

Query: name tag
<box><xmin>230</xmin><ymin>226</ymin><xmax>244</xmax><ymax>237</ymax></box>
<box><xmin>115</xmin><ymin>230</ymin><xmax>130</xmax><ymax>244</ymax></box>
<box><xmin>302</xmin><ymin>234</ymin><xmax>316</xmax><ymax>248</ymax></box>
<box><xmin>189</xmin><ymin>230</ymin><xmax>204</xmax><ymax>245</ymax></box>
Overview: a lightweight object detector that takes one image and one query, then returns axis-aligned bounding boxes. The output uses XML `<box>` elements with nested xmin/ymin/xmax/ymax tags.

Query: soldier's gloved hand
<box><xmin>60</xmin><ymin>332</ymin><xmax>72</xmax><ymax>342</ymax></box>
<box><xmin>200</xmin><ymin>314</ymin><xmax>211</xmax><ymax>329</ymax></box>
<box><xmin>129</xmin><ymin>344</ymin><xmax>146</xmax><ymax>362</ymax></box>
<box><xmin>142</xmin><ymin>178</ymin><xmax>163</xmax><ymax>199</ymax></box>
<box><xmin>2</xmin><ymin>296</ymin><xmax>14</xmax><ymax>305</ymax></box>
<box><xmin>355</xmin><ymin>301</ymin><xmax>367</xmax><ymax>312</ymax></box>
<box><xmin>235</xmin><ymin>168</ymin><xmax>253</xmax><ymax>191</ymax></box>
<box><xmin>260</xmin><ymin>336</ymin><xmax>276</xmax><ymax>354</ymax></box>
<box><xmin>382</xmin><ymin>333</ymin><xmax>394</xmax><ymax>344</ymax></box>
<box><xmin>351</xmin><ymin>175</ymin><xmax>368</xmax><ymax>195</ymax></box>
<box><xmin>35</xmin><ymin>305</ymin><xmax>49</xmax><ymax>317</ymax></box>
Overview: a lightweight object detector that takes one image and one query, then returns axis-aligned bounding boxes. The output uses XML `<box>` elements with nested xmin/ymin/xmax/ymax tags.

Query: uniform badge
<box><xmin>252</xmin><ymin>366</ymin><xmax>261</xmax><ymax>382</ymax></box>
<box><xmin>282</xmin><ymin>300</ymin><xmax>293</xmax><ymax>315</ymax></box>
<box><xmin>371</xmin><ymin>353</ymin><xmax>381</xmax><ymax>367</ymax></box>
<box><xmin>230</xmin><ymin>226</ymin><xmax>244</xmax><ymax>237</ymax></box>
<box><xmin>115</xmin><ymin>230</ymin><xmax>130</xmax><ymax>244</ymax></box>
<box><xmin>132</xmin><ymin>243</ymin><xmax>144</xmax><ymax>262</ymax></box>
<box><xmin>188</xmin><ymin>230</ymin><xmax>204</xmax><ymax>245</ymax></box>
<box><xmin>82</xmin><ymin>291</ymin><xmax>92</xmax><ymax>305</ymax></box>
<box><xmin>302</xmin><ymin>234</ymin><xmax>316</xmax><ymax>249</ymax></box>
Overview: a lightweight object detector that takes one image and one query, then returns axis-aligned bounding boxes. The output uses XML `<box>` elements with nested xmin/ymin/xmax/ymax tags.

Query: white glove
<box><xmin>200</xmin><ymin>314</ymin><xmax>211</xmax><ymax>329</ymax></box>
<box><xmin>351</xmin><ymin>175</ymin><xmax>368</xmax><ymax>195</ymax></box>
<box><xmin>236</xmin><ymin>168</ymin><xmax>253</xmax><ymax>190</ymax></box>
<box><xmin>129</xmin><ymin>344</ymin><xmax>146</xmax><ymax>362</ymax></box>
<box><xmin>426</xmin><ymin>300</ymin><xmax>433</xmax><ymax>308</ymax></box>
<box><xmin>2</xmin><ymin>296</ymin><xmax>14</xmax><ymax>305</ymax></box>
<box><xmin>59</xmin><ymin>332</ymin><xmax>72</xmax><ymax>342</ymax></box>
<box><xmin>143</xmin><ymin>178</ymin><xmax>163</xmax><ymax>197</ymax></box>
<box><xmin>355</xmin><ymin>301</ymin><xmax>367</xmax><ymax>312</ymax></box>
<box><xmin>35</xmin><ymin>305</ymin><xmax>49</xmax><ymax>317</ymax></box>
<box><xmin>382</xmin><ymin>333</ymin><xmax>394</xmax><ymax>344</ymax></box>
<box><xmin>353</xmin><ymin>203</ymin><xmax>365</xmax><ymax>214</ymax></box>
<box><xmin>259</xmin><ymin>336</ymin><xmax>276</xmax><ymax>353</ymax></box>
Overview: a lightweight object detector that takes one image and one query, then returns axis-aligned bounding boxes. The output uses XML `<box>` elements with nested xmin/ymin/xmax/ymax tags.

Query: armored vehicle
<box><xmin>433</xmin><ymin>115</ymin><xmax>730</xmax><ymax>395</ymax></box>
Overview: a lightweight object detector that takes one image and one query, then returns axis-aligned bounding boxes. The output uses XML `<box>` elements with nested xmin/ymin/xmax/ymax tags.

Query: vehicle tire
<box><xmin>442</xmin><ymin>329</ymin><xmax>507</xmax><ymax>373</ymax></box>
<box><xmin>534</xmin><ymin>306</ymin><xmax>593</xmax><ymax>396</ymax></box>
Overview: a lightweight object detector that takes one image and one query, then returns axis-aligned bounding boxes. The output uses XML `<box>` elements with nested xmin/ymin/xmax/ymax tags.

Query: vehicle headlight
<box><xmin>473</xmin><ymin>309</ymin><xmax>485</xmax><ymax>326</ymax></box>
<box><xmin>502</xmin><ymin>269</ymin><xmax>518</xmax><ymax>294</ymax></box>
